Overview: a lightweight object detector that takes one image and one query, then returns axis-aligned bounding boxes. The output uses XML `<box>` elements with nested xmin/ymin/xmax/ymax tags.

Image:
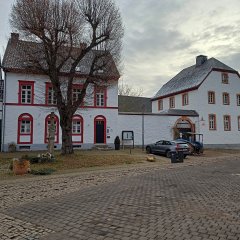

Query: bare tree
<box><xmin>10</xmin><ymin>0</ymin><xmax>124</xmax><ymax>154</ymax></box>
<box><xmin>118</xmin><ymin>83</ymin><xmax>143</xmax><ymax>97</ymax></box>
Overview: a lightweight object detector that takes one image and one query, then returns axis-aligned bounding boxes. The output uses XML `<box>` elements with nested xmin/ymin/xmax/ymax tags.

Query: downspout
<box><xmin>2</xmin><ymin>71</ymin><xmax>7</xmax><ymax>152</ymax></box>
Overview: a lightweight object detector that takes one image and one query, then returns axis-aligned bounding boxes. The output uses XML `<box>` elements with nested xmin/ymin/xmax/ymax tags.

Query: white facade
<box><xmin>152</xmin><ymin>70</ymin><xmax>240</xmax><ymax>146</ymax></box>
<box><xmin>118</xmin><ymin>114</ymin><xmax>198</xmax><ymax>146</ymax></box>
<box><xmin>2</xmin><ymin>72</ymin><xmax>119</xmax><ymax>151</ymax></box>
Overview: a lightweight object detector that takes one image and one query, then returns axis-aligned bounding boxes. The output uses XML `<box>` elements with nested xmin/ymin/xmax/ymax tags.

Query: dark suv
<box><xmin>146</xmin><ymin>140</ymin><xmax>190</xmax><ymax>158</ymax></box>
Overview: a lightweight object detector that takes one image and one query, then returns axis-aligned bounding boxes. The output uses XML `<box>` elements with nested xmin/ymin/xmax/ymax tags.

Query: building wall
<box><xmin>196</xmin><ymin>71</ymin><xmax>240</xmax><ymax>145</ymax></box>
<box><xmin>2</xmin><ymin>72</ymin><xmax>118</xmax><ymax>151</ymax></box>
<box><xmin>152</xmin><ymin>70</ymin><xmax>240</xmax><ymax>146</ymax></box>
<box><xmin>152</xmin><ymin>89</ymin><xmax>199</xmax><ymax>113</ymax></box>
<box><xmin>117</xmin><ymin>114</ymin><xmax>198</xmax><ymax>146</ymax></box>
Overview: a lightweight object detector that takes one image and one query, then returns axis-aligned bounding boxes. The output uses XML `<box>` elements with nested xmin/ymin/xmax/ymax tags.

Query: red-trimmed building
<box><xmin>1</xmin><ymin>33</ymin><xmax>119</xmax><ymax>151</ymax></box>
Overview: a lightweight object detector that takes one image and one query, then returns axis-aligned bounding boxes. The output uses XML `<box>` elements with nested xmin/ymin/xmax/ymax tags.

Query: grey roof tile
<box><xmin>153</xmin><ymin>58</ymin><xmax>237</xmax><ymax>99</ymax></box>
<box><xmin>118</xmin><ymin>95</ymin><xmax>152</xmax><ymax>113</ymax></box>
<box><xmin>2</xmin><ymin>35</ymin><xmax>119</xmax><ymax>77</ymax></box>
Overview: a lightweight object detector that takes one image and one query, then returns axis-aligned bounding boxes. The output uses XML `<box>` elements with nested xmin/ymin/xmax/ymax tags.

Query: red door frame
<box><xmin>94</xmin><ymin>115</ymin><xmax>106</xmax><ymax>144</ymax></box>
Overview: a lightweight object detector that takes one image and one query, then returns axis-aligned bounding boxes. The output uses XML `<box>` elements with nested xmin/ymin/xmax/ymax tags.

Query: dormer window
<box><xmin>222</xmin><ymin>73</ymin><xmax>229</xmax><ymax>84</ymax></box>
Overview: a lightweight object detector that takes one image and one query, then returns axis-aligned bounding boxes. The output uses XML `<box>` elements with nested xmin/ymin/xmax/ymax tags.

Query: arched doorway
<box><xmin>173</xmin><ymin>117</ymin><xmax>195</xmax><ymax>140</ymax></box>
<box><xmin>94</xmin><ymin>115</ymin><xmax>106</xmax><ymax>144</ymax></box>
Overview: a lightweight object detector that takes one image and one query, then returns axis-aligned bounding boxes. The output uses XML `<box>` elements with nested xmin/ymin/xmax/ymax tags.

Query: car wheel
<box><xmin>166</xmin><ymin>150</ymin><xmax>171</xmax><ymax>158</ymax></box>
<box><xmin>146</xmin><ymin>147</ymin><xmax>152</xmax><ymax>154</ymax></box>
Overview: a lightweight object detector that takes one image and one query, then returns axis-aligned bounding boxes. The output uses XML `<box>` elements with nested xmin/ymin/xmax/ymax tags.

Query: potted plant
<box><xmin>114</xmin><ymin>136</ymin><xmax>121</xmax><ymax>150</ymax></box>
<box><xmin>8</xmin><ymin>142</ymin><xmax>17</xmax><ymax>152</ymax></box>
<box><xmin>12</xmin><ymin>155</ymin><xmax>31</xmax><ymax>175</ymax></box>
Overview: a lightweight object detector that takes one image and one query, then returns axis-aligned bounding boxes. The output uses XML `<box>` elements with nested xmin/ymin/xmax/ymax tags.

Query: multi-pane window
<box><xmin>223</xmin><ymin>93</ymin><xmax>230</xmax><ymax>105</ymax></box>
<box><xmin>169</xmin><ymin>97</ymin><xmax>175</xmax><ymax>108</ymax></box>
<box><xmin>17</xmin><ymin>113</ymin><xmax>33</xmax><ymax>144</ymax></box>
<box><xmin>222</xmin><ymin>73</ymin><xmax>229</xmax><ymax>84</ymax></box>
<box><xmin>20</xmin><ymin>120</ymin><xmax>31</xmax><ymax>133</ymax></box>
<box><xmin>72</xmin><ymin>120</ymin><xmax>81</xmax><ymax>134</ymax></box>
<box><xmin>73</xmin><ymin>88</ymin><xmax>82</xmax><ymax>102</ymax></box>
<box><xmin>223</xmin><ymin>115</ymin><xmax>231</xmax><ymax>131</ymax></box>
<box><xmin>95</xmin><ymin>88</ymin><xmax>106</xmax><ymax>107</ymax></box>
<box><xmin>47</xmin><ymin>85</ymin><xmax>57</xmax><ymax>105</ymax></box>
<box><xmin>237</xmin><ymin>94</ymin><xmax>240</xmax><ymax>106</ymax></box>
<box><xmin>209</xmin><ymin>114</ymin><xmax>216</xmax><ymax>130</ymax></box>
<box><xmin>72</xmin><ymin>115</ymin><xmax>83</xmax><ymax>143</ymax></box>
<box><xmin>19</xmin><ymin>81</ymin><xmax>34</xmax><ymax>104</ymax></box>
<box><xmin>208</xmin><ymin>91</ymin><xmax>215</xmax><ymax>104</ymax></box>
<box><xmin>158</xmin><ymin>99</ymin><xmax>163</xmax><ymax>111</ymax></box>
<box><xmin>182</xmin><ymin>93</ymin><xmax>189</xmax><ymax>106</ymax></box>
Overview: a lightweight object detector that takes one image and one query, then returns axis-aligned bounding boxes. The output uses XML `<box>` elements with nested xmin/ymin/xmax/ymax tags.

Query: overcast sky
<box><xmin>1</xmin><ymin>0</ymin><xmax>240</xmax><ymax>97</ymax></box>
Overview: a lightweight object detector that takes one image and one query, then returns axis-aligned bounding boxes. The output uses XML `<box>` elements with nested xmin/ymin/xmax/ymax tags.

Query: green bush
<box><xmin>31</xmin><ymin>168</ymin><xmax>56</xmax><ymax>175</ymax></box>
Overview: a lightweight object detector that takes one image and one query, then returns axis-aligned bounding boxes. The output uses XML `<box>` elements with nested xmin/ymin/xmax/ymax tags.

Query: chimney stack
<box><xmin>10</xmin><ymin>33</ymin><xmax>19</xmax><ymax>45</ymax></box>
<box><xmin>196</xmin><ymin>55</ymin><xmax>207</xmax><ymax>67</ymax></box>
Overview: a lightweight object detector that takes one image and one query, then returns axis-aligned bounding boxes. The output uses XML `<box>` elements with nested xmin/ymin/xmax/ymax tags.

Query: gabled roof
<box><xmin>2</xmin><ymin>33</ymin><xmax>119</xmax><ymax>78</ymax></box>
<box><xmin>118</xmin><ymin>95</ymin><xmax>152</xmax><ymax>113</ymax></box>
<box><xmin>153</xmin><ymin>57</ymin><xmax>238</xmax><ymax>100</ymax></box>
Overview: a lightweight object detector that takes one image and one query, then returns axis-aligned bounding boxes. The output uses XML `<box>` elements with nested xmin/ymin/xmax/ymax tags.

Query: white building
<box><xmin>1</xmin><ymin>34</ymin><xmax>240</xmax><ymax>151</ymax></box>
<box><xmin>151</xmin><ymin>55</ymin><xmax>240</xmax><ymax>147</ymax></box>
<box><xmin>1</xmin><ymin>33</ymin><xmax>119</xmax><ymax>151</ymax></box>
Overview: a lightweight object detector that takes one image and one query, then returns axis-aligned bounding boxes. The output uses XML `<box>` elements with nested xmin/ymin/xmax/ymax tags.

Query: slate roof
<box><xmin>118</xmin><ymin>95</ymin><xmax>152</xmax><ymax>113</ymax></box>
<box><xmin>158</xmin><ymin>109</ymin><xmax>199</xmax><ymax>116</ymax></box>
<box><xmin>2</xmin><ymin>33</ymin><xmax>119</xmax><ymax>78</ymax></box>
<box><xmin>118</xmin><ymin>109</ymin><xmax>199</xmax><ymax>117</ymax></box>
<box><xmin>153</xmin><ymin>57</ymin><xmax>238</xmax><ymax>99</ymax></box>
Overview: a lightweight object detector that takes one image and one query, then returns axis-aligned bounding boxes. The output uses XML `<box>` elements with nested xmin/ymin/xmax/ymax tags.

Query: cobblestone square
<box><xmin>1</xmin><ymin>157</ymin><xmax>240</xmax><ymax>239</ymax></box>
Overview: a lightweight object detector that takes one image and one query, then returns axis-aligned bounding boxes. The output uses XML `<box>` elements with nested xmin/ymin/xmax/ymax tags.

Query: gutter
<box><xmin>2</xmin><ymin>72</ymin><xmax>7</xmax><ymax>152</ymax></box>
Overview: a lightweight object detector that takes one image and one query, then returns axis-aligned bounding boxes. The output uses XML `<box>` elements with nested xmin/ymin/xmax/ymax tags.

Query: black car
<box><xmin>175</xmin><ymin>139</ymin><xmax>204</xmax><ymax>154</ymax></box>
<box><xmin>146</xmin><ymin>140</ymin><xmax>190</xmax><ymax>158</ymax></box>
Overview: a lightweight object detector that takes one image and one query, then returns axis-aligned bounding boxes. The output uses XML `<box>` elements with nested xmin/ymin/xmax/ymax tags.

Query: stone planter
<box><xmin>13</xmin><ymin>158</ymin><xmax>30</xmax><ymax>175</ymax></box>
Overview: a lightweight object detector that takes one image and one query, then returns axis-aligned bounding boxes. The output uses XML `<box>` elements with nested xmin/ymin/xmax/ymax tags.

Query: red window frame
<box><xmin>222</xmin><ymin>73</ymin><xmax>229</xmax><ymax>84</ymax></box>
<box><xmin>94</xmin><ymin>115</ymin><xmax>106</xmax><ymax>144</ymax></box>
<box><xmin>209</xmin><ymin>114</ymin><xmax>217</xmax><ymax>130</ymax></box>
<box><xmin>45</xmin><ymin>82</ymin><xmax>57</xmax><ymax>105</ymax></box>
<box><xmin>17</xmin><ymin>113</ymin><xmax>33</xmax><ymax>144</ymax></box>
<box><xmin>44</xmin><ymin>114</ymin><xmax>59</xmax><ymax>143</ymax></box>
<box><xmin>94</xmin><ymin>86</ymin><xmax>107</xmax><ymax>107</ymax></box>
<box><xmin>223</xmin><ymin>115</ymin><xmax>231</xmax><ymax>131</ymax></box>
<box><xmin>18</xmin><ymin>80</ymin><xmax>35</xmax><ymax>105</ymax></box>
<box><xmin>222</xmin><ymin>92</ymin><xmax>230</xmax><ymax>105</ymax></box>
<box><xmin>208</xmin><ymin>91</ymin><xmax>215</xmax><ymax>104</ymax></box>
<box><xmin>182</xmin><ymin>93</ymin><xmax>189</xmax><ymax>106</ymax></box>
<box><xmin>158</xmin><ymin>99</ymin><xmax>163</xmax><ymax>111</ymax></box>
<box><xmin>71</xmin><ymin>115</ymin><xmax>84</xmax><ymax>143</ymax></box>
<box><xmin>169</xmin><ymin>96</ymin><xmax>175</xmax><ymax>109</ymax></box>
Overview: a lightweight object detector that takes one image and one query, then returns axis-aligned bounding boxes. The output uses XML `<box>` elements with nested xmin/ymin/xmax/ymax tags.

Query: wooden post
<box><xmin>48</xmin><ymin>112</ymin><xmax>55</xmax><ymax>155</ymax></box>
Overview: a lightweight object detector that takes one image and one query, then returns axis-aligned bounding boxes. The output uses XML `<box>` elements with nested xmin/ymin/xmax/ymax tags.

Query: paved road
<box><xmin>2</xmin><ymin>158</ymin><xmax>240</xmax><ymax>240</ymax></box>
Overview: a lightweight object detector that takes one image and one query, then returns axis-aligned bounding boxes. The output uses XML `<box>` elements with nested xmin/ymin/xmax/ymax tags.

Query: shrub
<box><xmin>8</xmin><ymin>142</ymin><xmax>17</xmax><ymax>152</ymax></box>
<box><xmin>31</xmin><ymin>168</ymin><xmax>56</xmax><ymax>175</ymax></box>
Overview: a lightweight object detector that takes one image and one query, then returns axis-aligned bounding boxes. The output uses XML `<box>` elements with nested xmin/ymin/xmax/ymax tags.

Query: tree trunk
<box><xmin>60</xmin><ymin>113</ymin><xmax>74</xmax><ymax>155</ymax></box>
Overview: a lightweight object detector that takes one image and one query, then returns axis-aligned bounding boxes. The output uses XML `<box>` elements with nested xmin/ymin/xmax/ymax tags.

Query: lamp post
<box><xmin>142</xmin><ymin>104</ymin><xmax>145</xmax><ymax>151</ymax></box>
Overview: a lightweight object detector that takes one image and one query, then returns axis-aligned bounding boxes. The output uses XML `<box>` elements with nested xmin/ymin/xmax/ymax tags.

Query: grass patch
<box><xmin>0</xmin><ymin>149</ymin><xmax>146</xmax><ymax>178</ymax></box>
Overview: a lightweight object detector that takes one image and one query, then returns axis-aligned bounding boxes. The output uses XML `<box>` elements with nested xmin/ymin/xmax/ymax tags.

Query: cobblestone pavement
<box><xmin>1</xmin><ymin>156</ymin><xmax>240</xmax><ymax>239</ymax></box>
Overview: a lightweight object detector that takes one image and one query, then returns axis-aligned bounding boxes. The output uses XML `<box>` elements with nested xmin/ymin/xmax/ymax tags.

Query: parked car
<box><xmin>146</xmin><ymin>140</ymin><xmax>190</xmax><ymax>158</ymax></box>
<box><xmin>175</xmin><ymin>139</ymin><xmax>204</xmax><ymax>154</ymax></box>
